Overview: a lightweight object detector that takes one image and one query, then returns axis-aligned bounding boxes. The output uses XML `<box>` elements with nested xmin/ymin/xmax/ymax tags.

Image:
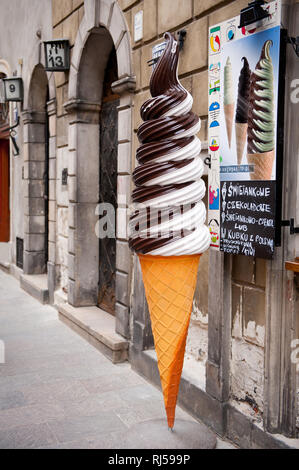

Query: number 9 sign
<box><xmin>3</xmin><ymin>78</ymin><xmax>23</xmax><ymax>102</ymax></box>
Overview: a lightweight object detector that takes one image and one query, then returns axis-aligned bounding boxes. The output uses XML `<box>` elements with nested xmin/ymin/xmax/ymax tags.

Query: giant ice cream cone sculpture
<box><xmin>247</xmin><ymin>40</ymin><xmax>275</xmax><ymax>180</ymax></box>
<box><xmin>224</xmin><ymin>57</ymin><xmax>234</xmax><ymax>148</ymax></box>
<box><xmin>235</xmin><ymin>57</ymin><xmax>251</xmax><ymax>165</ymax></box>
<box><xmin>129</xmin><ymin>33</ymin><xmax>210</xmax><ymax>429</ymax></box>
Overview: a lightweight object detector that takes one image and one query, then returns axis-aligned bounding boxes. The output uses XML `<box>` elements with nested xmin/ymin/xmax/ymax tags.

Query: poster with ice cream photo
<box><xmin>208</xmin><ymin>0</ymin><xmax>283</xmax><ymax>259</ymax></box>
<box><xmin>220</xmin><ymin>25</ymin><xmax>281</xmax><ymax>182</ymax></box>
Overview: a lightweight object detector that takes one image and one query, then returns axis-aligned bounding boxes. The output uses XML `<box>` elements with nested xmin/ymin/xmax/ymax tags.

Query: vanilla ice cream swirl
<box><xmin>129</xmin><ymin>32</ymin><xmax>210</xmax><ymax>256</ymax></box>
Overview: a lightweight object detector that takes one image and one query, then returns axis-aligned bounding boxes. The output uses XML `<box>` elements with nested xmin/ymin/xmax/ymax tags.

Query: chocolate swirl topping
<box><xmin>235</xmin><ymin>57</ymin><xmax>251</xmax><ymax>124</ymax></box>
<box><xmin>133</xmin><ymin>160</ymin><xmax>193</xmax><ymax>187</ymax></box>
<box><xmin>129</xmin><ymin>32</ymin><xmax>210</xmax><ymax>256</ymax></box>
<box><xmin>136</xmin><ymin>137</ymin><xmax>194</xmax><ymax>165</ymax></box>
<box><xmin>137</xmin><ymin>113</ymin><xmax>200</xmax><ymax>144</ymax></box>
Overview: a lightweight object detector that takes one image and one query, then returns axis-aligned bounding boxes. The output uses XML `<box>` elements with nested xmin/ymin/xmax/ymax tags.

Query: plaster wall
<box><xmin>0</xmin><ymin>0</ymin><xmax>53</xmax><ymax>265</ymax></box>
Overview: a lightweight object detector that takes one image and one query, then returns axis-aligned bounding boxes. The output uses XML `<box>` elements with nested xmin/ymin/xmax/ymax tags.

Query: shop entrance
<box><xmin>97</xmin><ymin>48</ymin><xmax>119</xmax><ymax>315</ymax></box>
<box><xmin>0</xmin><ymin>139</ymin><xmax>9</xmax><ymax>242</ymax></box>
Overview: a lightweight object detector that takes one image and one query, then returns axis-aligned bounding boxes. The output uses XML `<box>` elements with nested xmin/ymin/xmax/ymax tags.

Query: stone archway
<box><xmin>65</xmin><ymin>0</ymin><xmax>135</xmax><ymax>338</ymax></box>
<box><xmin>22</xmin><ymin>64</ymin><xmax>56</xmax><ymax>282</ymax></box>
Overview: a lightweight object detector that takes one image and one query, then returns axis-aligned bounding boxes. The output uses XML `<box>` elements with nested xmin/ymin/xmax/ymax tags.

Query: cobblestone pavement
<box><xmin>0</xmin><ymin>270</ymin><xmax>236</xmax><ymax>449</ymax></box>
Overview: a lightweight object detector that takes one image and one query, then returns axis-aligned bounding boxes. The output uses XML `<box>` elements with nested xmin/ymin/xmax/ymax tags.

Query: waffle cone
<box><xmin>235</xmin><ymin>122</ymin><xmax>248</xmax><ymax>165</ymax></box>
<box><xmin>138</xmin><ymin>253</ymin><xmax>201</xmax><ymax>428</ymax></box>
<box><xmin>247</xmin><ymin>150</ymin><xmax>275</xmax><ymax>180</ymax></box>
<box><xmin>224</xmin><ymin>103</ymin><xmax>234</xmax><ymax>148</ymax></box>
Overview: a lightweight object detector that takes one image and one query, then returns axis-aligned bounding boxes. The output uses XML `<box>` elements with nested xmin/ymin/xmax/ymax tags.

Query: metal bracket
<box><xmin>147</xmin><ymin>57</ymin><xmax>159</xmax><ymax>67</ymax></box>
<box><xmin>8</xmin><ymin>116</ymin><xmax>20</xmax><ymax>156</ymax></box>
<box><xmin>177</xmin><ymin>30</ymin><xmax>187</xmax><ymax>51</ymax></box>
<box><xmin>62</xmin><ymin>168</ymin><xmax>68</xmax><ymax>186</ymax></box>
<box><xmin>281</xmin><ymin>219</ymin><xmax>299</xmax><ymax>235</ymax></box>
<box><xmin>286</xmin><ymin>35</ymin><xmax>299</xmax><ymax>58</ymax></box>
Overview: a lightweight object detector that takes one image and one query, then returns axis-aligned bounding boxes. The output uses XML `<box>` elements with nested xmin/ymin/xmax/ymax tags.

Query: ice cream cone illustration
<box><xmin>235</xmin><ymin>58</ymin><xmax>251</xmax><ymax>165</ymax></box>
<box><xmin>247</xmin><ymin>40</ymin><xmax>275</xmax><ymax>180</ymax></box>
<box><xmin>235</xmin><ymin>122</ymin><xmax>247</xmax><ymax>165</ymax></box>
<box><xmin>129</xmin><ymin>33</ymin><xmax>210</xmax><ymax>429</ymax></box>
<box><xmin>224</xmin><ymin>57</ymin><xmax>234</xmax><ymax>148</ymax></box>
<box><xmin>247</xmin><ymin>150</ymin><xmax>275</xmax><ymax>180</ymax></box>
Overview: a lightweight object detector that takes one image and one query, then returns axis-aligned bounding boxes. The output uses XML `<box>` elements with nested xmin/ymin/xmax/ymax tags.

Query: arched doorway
<box><xmin>98</xmin><ymin>47</ymin><xmax>120</xmax><ymax>314</ymax></box>
<box><xmin>65</xmin><ymin>0</ymin><xmax>135</xmax><ymax>340</ymax></box>
<box><xmin>23</xmin><ymin>64</ymin><xmax>49</xmax><ymax>275</ymax></box>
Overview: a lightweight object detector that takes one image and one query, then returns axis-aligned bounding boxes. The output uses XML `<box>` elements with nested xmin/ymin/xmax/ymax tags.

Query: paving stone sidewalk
<box><xmin>0</xmin><ymin>270</ymin><xmax>235</xmax><ymax>449</ymax></box>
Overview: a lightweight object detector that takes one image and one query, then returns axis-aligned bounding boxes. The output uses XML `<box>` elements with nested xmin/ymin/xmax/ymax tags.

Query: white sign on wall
<box><xmin>134</xmin><ymin>10</ymin><xmax>143</xmax><ymax>42</ymax></box>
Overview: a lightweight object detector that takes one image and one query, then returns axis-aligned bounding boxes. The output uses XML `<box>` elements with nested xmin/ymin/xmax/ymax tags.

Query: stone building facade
<box><xmin>0</xmin><ymin>0</ymin><xmax>298</xmax><ymax>448</ymax></box>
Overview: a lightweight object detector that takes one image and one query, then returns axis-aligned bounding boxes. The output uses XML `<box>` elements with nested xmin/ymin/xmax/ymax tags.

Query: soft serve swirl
<box><xmin>129</xmin><ymin>32</ymin><xmax>210</xmax><ymax>256</ymax></box>
<box><xmin>248</xmin><ymin>40</ymin><xmax>274</xmax><ymax>154</ymax></box>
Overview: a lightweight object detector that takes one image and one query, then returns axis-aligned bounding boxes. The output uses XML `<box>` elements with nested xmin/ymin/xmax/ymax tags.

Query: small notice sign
<box><xmin>134</xmin><ymin>11</ymin><xmax>143</xmax><ymax>42</ymax></box>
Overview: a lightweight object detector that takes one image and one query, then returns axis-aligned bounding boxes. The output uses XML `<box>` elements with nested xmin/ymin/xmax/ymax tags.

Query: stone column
<box><xmin>112</xmin><ymin>77</ymin><xmax>135</xmax><ymax>339</ymax></box>
<box><xmin>64</xmin><ymin>99</ymin><xmax>101</xmax><ymax>307</ymax></box>
<box><xmin>47</xmin><ymin>98</ymin><xmax>57</xmax><ymax>303</ymax></box>
<box><xmin>206</xmin><ymin>251</ymin><xmax>231</xmax><ymax>402</ymax></box>
<box><xmin>22</xmin><ymin>110</ymin><xmax>47</xmax><ymax>275</ymax></box>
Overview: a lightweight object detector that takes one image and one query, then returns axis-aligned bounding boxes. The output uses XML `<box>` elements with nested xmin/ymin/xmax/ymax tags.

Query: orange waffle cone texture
<box><xmin>224</xmin><ymin>103</ymin><xmax>234</xmax><ymax>148</ymax></box>
<box><xmin>138</xmin><ymin>253</ymin><xmax>201</xmax><ymax>428</ymax></box>
<box><xmin>247</xmin><ymin>150</ymin><xmax>275</xmax><ymax>180</ymax></box>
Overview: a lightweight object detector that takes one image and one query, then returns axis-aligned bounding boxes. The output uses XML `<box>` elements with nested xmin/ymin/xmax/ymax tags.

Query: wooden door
<box><xmin>0</xmin><ymin>139</ymin><xmax>10</xmax><ymax>242</ymax></box>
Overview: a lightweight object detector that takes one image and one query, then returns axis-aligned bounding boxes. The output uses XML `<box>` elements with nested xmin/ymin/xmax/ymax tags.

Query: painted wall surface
<box><xmin>0</xmin><ymin>0</ymin><xmax>52</xmax><ymax>266</ymax></box>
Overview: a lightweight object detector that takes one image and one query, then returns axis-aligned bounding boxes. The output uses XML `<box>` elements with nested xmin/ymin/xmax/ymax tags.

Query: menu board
<box><xmin>208</xmin><ymin>0</ymin><xmax>281</xmax><ymax>259</ymax></box>
<box><xmin>220</xmin><ymin>181</ymin><xmax>276</xmax><ymax>258</ymax></box>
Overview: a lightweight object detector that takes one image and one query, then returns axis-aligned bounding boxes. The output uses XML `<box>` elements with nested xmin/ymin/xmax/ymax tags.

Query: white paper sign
<box><xmin>134</xmin><ymin>10</ymin><xmax>143</xmax><ymax>42</ymax></box>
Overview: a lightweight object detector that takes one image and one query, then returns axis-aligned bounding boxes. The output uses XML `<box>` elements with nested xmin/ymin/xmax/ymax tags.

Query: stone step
<box><xmin>0</xmin><ymin>262</ymin><xmax>10</xmax><ymax>273</ymax></box>
<box><xmin>58</xmin><ymin>303</ymin><xmax>129</xmax><ymax>364</ymax></box>
<box><xmin>20</xmin><ymin>274</ymin><xmax>49</xmax><ymax>304</ymax></box>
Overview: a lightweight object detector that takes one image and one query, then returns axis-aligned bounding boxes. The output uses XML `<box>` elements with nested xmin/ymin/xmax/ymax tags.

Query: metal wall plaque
<box><xmin>44</xmin><ymin>40</ymin><xmax>70</xmax><ymax>72</ymax></box>
<box><xmin>62</xmin><ymin>168</ymin><xmax>68</xmax><ymax>185</ymax></box>
<box><xmin>3</xmin><ymin>78</ymin><xmax>23</xmax><ymax>102</ymax></box>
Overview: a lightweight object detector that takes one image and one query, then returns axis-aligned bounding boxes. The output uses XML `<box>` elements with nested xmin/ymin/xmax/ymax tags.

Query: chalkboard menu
<box><xmin>220</xmin><ymin>181</ymin><xmax>276</xmax><ymax>258</ymax></box>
